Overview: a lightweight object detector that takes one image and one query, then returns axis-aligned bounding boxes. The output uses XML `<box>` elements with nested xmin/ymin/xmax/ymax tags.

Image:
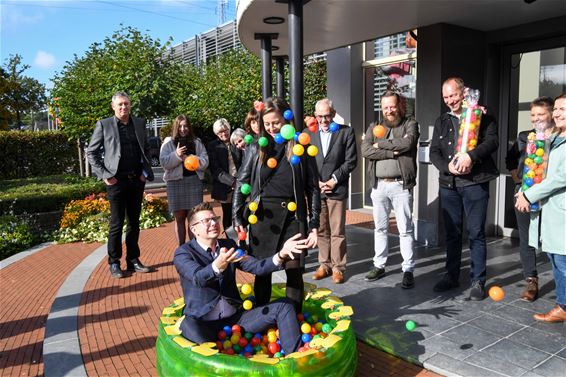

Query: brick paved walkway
<box><xmin>0</xmin><ymin>201</ymin><xmax>439</xmax><ymax>377</ymax></box>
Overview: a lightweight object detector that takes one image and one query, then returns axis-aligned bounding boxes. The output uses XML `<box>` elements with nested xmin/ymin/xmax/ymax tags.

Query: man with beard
<box><xmin>361</xmin><ymin>91</ymin><xmax>419</xmax><ymax>288</ymax></box>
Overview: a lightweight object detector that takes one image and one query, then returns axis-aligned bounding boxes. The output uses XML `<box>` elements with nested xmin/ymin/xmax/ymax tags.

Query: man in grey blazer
<box><xmin>306</xmin><ymin>99</ymin><xmax>357</xmax><ymax>284</ymax></box>
<box><xmin>87</xmin><ymin>91</ymin><xmax>154</xmax><ymax>278</ymax></box>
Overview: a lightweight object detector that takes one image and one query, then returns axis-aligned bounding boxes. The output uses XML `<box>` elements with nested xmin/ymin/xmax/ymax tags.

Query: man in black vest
<box><xmin>87</xmin><ymin>91</ymin><xmax>154</xmax><ymax>278</ymax></box>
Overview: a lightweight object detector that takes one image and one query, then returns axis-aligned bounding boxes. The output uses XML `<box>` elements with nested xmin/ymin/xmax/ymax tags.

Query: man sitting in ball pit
<box><xmin>173</xmin><ymin>201</ymin><xmax>308</xmax><ymax>354</ymax></box>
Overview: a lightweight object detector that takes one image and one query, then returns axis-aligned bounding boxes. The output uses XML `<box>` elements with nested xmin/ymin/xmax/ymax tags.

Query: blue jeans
<box><xmin>440</xmin><ymin>182</ymin><xmax>490</xmax><ymax>283</ymax></box>
<box><xmin>547</xmin><ymin>253</ymin><xmax>566</xmax><ymax>309</ymax></box>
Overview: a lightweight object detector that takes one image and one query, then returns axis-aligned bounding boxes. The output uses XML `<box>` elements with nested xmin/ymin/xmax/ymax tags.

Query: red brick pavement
<box><xmin>0</xmin><ymin>199</ymin><xmax>438</xmax><ymax>377</ymax></box>
<box><xmin>0</xmin><ymin>242</ymin><xmax>100</xmax><ymax>377</ymax></box>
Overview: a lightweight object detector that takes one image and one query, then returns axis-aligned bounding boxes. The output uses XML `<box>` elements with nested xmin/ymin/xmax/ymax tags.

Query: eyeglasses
<box><xmin>190</xmin><ymin>216</ymin><xmax>221</xmax><ymax>227</ymax></box>
<box><xmin>315</xmin><ymin>114</ymin><xmax>333</xmax><ymax>120</ymax></box>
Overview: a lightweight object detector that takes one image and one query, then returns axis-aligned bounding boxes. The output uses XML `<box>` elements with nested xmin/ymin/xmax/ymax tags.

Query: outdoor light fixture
<box><xmin>263</xmin><ymin>16</ymin><xmax>285</xmax><ymax>24</ymax></box>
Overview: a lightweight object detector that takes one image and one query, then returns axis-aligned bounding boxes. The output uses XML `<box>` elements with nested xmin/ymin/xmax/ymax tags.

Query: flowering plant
<box><xmin>54</xmin><ymin>192</ymin><xmax>171</xmax><ymax>243</ymax></box>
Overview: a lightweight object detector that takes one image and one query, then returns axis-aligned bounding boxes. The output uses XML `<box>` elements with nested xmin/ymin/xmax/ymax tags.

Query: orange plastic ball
<box><xmin>488</xmin><ymin>286</ymin><xmax>505</xmax><ymax>302</ymax></box>
<box><xmin>267</xmin><ymin>158</ymin><xmax>277</xmax><ymax>169</ymax></box>
<box><xmin>184</xmin><ymin>155</ymin><xmax>199</xmax><ymax>171</ymax></box>
<box><xmin>373</xmin><ymin>124</ymin><xmax>386</xmax><ymax>138</ymax></box>
<box><xmin>298</xmin><ymin>132</ymin><xmax>311</xmax><ymax>145</ymax></box>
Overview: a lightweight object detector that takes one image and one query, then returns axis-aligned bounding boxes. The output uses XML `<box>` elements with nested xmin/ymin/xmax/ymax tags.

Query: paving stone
<box><xmin>423</xmin><ymin>353</ymin><xmax>506</xmax><ymax>377</ymax></box>
<box><xmin>531</xmin><ymin>356</ymin><xmax>566</xmax><ymax>377</ymax></box>
<box><xmin>557</xmin><ymin>347</ymin><xmax>566</xmax><ymax>359</ymax></box>
<box><xmin>467</xmin><ymin>313</ymin><xmax>526</xmax><ymax>337</ymax></box>
<box><xmin>492</xmin><ymin>304</ymin><xmax>539</xmax><ymax>326</ymax></box>
<box><xmin>464</xmin><ymin>350</ymin><xmax>528</xmax><ymax>376</ymax></box>
<box><xmin>530</xmin><ymin>320</ymin><xmax>566</xmax><ymax>338</ymax></box>
<box><xmin>440</xmin><ymin>323</ymin><xmax>501</xmax><ymax>350</ymax></box>
<box><xmin>508</xmin><ymin>327</ymin><xmax>565</xmax><ymax>354</ymax></box>
<box><xmin>419</xmin><ymin>335</ymin><xmax>478</xmax><ymax>361</ymax></box>
<box><xmin>481</xmin><ymin>339</ymin><xmax>550</xmax><ymax>369</ymax></box>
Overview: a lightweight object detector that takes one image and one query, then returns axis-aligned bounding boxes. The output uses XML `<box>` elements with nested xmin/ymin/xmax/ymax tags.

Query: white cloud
<box><xmin>33</xmin><ymin>50</ymin><xmax>56</xmax><ymax>69</ymax></box>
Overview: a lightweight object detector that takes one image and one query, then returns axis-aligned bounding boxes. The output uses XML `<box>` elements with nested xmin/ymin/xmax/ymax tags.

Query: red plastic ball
<box><xmin>238</xmin><ymin>337</ymin><xmax>248</xmax><ymax>347</ymax></box>
<box><xmin>268</xmin><ymin>342</ymin><xmax>280</xmax><ymax>354</ymax></box>
<box><xmin>232</xmin><ymin>324</ymin><xmax>241</xmax><ymax>333</ymax></box>
<box><xmin>237</xmin><ymin>231</ymin><xmax>247</xmax><ymax>241</ymax></box>
<box><xmin>218</xmin><ymin>330</ymin><xmax>227</xmax><ymax>340</ymax></box>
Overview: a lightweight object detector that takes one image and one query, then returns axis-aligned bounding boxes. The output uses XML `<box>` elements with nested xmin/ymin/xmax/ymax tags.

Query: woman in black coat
<box><xmin>233</xmin><ymin>97</ymin><xmax>320</xmax><ymax>312</ymax></box>
<box><xmin>207</xmin><ymin>118</ymin><xmax>242</xmax><ymax>232</ymax></box>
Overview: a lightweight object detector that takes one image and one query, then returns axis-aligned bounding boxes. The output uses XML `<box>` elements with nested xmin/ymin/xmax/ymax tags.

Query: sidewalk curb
<box><xmin>0</xmin><ymin>242</ymin><xmax>54</xmax><ymax>270</ymax></box>
<box><xmin>43</xmin><ymin>243</ymin><xmax>107</xmax><ymax>377</ymax></box>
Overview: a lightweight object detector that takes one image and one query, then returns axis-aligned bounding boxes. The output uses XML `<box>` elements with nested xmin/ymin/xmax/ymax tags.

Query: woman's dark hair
<box><xmin>244</xmin><ymin>108</ymin><xmax>260</xmax><ymax>135</ymax></box>
<box><xmin>171</xmin><ymin>114</ymin><xmax>195</xmax><ymax>151</ymax></box>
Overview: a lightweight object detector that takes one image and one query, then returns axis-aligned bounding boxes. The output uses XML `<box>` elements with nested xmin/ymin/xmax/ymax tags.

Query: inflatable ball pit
<box><xmin>156</xmin><ymin>283</ymin><xmax>357</xmax><ymax>377</ymax></box>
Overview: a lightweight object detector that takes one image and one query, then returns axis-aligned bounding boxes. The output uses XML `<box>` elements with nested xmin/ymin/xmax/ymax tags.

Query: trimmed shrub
<box><xmin>0</xmin><ymin>130</ymin><xmax>78</xmax><ymax>179</ymax></box>
<box><xmin>0</xmin><ymin>216</ymin><xmax>36</xmax><ymax>260</ymax></box>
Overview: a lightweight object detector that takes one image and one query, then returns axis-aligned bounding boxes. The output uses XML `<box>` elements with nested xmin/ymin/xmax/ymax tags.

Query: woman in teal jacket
<box><xmin>516</xmin><ymin>93</ymin><xmax>566</xmax><ymax>323</ymax></box>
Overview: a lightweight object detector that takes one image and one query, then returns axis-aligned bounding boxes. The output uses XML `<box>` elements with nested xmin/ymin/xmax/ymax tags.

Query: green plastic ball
<box><xmin>244</xmin><ymin>134</ymin><xmax>253</xmax><ymax>144</ymax></box>
<box><xmin>536</xmin><ymin>140</ymin><xmax>545</xmax><ymax>148</ymax></box>
<box><xmin>258</xmin><ymin>136</ymin><xmax>268</xmax><ymax>147</ymax></box>
<box><xmin>240</xmin><ymin>183</ymin><xmax>252</xmax><ymax>195</ymax></box>
<box><xmin>533</xmin><ymin>156</ymin><xmax>543</xmax><ymax>164</ymax></box>
<box><xmin>405</xmin><ymin>320</ymin><xmax>416</xmax><ymax>331</ymax></box>
<box><xmin>322</xmin><ymin>323</ymin><xmax>332</xmax><ymax>334</ymax></box>
<box><xmin>280</xmin><ymin>124</ymin><xmax>296</xmax><ymax>140</ymax></box>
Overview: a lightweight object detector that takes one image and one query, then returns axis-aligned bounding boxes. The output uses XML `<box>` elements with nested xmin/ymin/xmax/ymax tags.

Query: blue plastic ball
<box><xmin>530</xmin><ymin>203</ymin><xmax>540</xmax><ymax>211</ymax></box>
<box><xmin>254</xmin><ymin>333</ymin><xmax>262</xmax><ymax>339</ymax></box>
<box><xmin>290</xmin><ymin>155</ymin><xmax>301</xmax><ymax>165</ymax></box>
<box><xmin>235</xmin><ymin>249</ymin><xmax>245</xmax><ymax>258</ymax></box>
<box><xmin>283</xmin><ymin>109</ymin><xmax>294</xmax><ymax>121</ymax></box>
<box><xmin>274</xmin><ymin>133</ymin><xmax>285</xmax><ymax>144</ymax></box>
<box><xmin>223</xmin><ymin>325</ymin><xmax>232</xmax><ymax>336</ymax></box>
<box><xmin>244</xmin><ymin>344</ymin><xmax>253</xmax><ymax>353</ymax></box>
<box><xmin>303</xmin><ymin>312</ymin><xmax>310</xmax><ymax>319</ymax></box>
<box><xmin>301</xmin><ymin>333</ymin><xmax>312</xmax><ymax>343</ymax></box>
<box><xmin>525</xmin><ymin>178</ymin><xmax>534</xmax><ymax>187</ymax></box>
<box><xmin>280</xmin><ymin>349</ymin><xmax>285</xmax><ymax>356</ymax></box>
<box><xmin>329</xmin><ymin>122</ymin><xmax>339</xmax><ymax>132</ymax></box>
<box><xmin>523</xmin><ymin>166</ymin><xmax>530</xmax><ymax>173</ymax></box>
<box><xmin>294</xmin><ymin>131</ymin><xmax>301</xmax><ymax>142</ymax></box>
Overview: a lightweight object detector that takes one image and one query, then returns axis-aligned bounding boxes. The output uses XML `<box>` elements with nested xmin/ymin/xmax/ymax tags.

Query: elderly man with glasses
<box><xmin>173</xmin><ymin>202</ymin><xmax>307</xmax><ymax>353</ymax></box>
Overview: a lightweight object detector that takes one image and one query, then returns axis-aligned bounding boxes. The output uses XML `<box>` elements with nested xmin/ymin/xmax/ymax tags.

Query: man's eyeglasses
<box><xmin>315</xmin><ymin>114</ymin><xmax>333</xmax><ymax>120</ymax></box>
<box><xmin>190</xmin><ymin>216</ymin><xmax>221</xmax><ymax>227</ymax></box>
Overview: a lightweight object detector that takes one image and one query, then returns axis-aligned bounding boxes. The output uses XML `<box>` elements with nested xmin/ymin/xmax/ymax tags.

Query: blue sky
<box><xmin>1</xmin><ymin>0</ymin><xmax>236</xmax><ymax>90</ymax></box>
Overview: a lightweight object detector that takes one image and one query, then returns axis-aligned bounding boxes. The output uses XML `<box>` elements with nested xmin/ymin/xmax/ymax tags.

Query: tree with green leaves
<box><xmin>0</xmin><ymin>54</ymin><xmax>47</xmax><ymax>130</ymax></box>
<box><xmin>51</xmin><ymin>26</ymin><xmax>182</xmax><ymax>142</ymax></box>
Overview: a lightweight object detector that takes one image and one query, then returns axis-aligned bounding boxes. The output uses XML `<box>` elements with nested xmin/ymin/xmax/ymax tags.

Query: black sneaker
<box><xmin>401</xmin><ymin>271</ymin><xmax>415</xmax><ymax>289</ymax></box>
<box><xmin>127</xmin><ymin>258</ymin><xmax>151</xmax><ymax>273</ymax></box>
<box><xmin>364</xmin><ymin>267</ymin><xmax>385</xmax><ymax>282</ymax></box>
<box><xmin>433</xmin><ymin>274</ymin><xmax>459</xmax><ymax>292</ymax></box>
<box><xmin>469</xmin><ymin>280</ymin><xmax>486</xmax><ymax>301</ymax></box>
<box><xmin>110</xmin><ymin>263</ymin><xmax>124</xmax><ymax>278</ymax></box>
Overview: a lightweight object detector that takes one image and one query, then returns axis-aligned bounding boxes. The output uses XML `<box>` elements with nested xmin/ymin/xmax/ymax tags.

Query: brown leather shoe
<box><xmin>312</xmin><ymin>266</ymin><xmax>330</xmax><ymax>280</ymax></box>
<box><xmin>332</xmin><ymin>270</ymin><xmax>344</xmax><ymax>284</ymax></box>
<box><xmin>520</xmin><ymin>277</ymin><xmax>538</xmax><ymax>302</ymax></box>
<box><xmin>533</xmin><ymin>305</ymin><xmax>566</xmax><ymax>323</ymax></box>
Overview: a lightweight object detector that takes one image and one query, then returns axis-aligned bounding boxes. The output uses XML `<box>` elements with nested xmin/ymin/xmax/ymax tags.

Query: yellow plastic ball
<box><xmin>301</xmin><ymin>322</ymin><xmax>311</xmax><ymax>334</ymax></box>
<box><xmin>526</xmin><ymin>170</ymin><xmax>535</xmax><ymax>179</ymax></box>
<box><xmin>243</xmin><ymin>300</ymin><xmax>253</xmax><ymax>310</ymax></box>
<box><xmin>535</xmin><ymin>148</ymin><xmax>544</xmax><ymax>157</ymax></box>
<box><xmin>292</xmin><ymin>144</ymin><xmax>305</xmax><ymax>156</ymax></box>
<box><xmin>524</xmin><ymin>158</ymin><xmax>534</xmax><ymax>166</ymax></box>
<box><xmin>248</xmin><ymin>214</ymin><xmax>258</xmax><ymax>225</ymax></box>
<box><xmin>287</xmin><ymin>202</ymin><xmax>297</xmax><ymax>211</ymax></box>
<box><xmin>248</xmin><ymin>201</ymin><xmax>259</xmax><ymax>212</ymax></box>
<box><xmin>307</xmin><ymin>145</ymin><xmax>319</xmax><ymax>157</ymax></box>
<box><xmin>267</xmin><ymin>333</ymin><xmax>277</xmax><ymax>343</ymax></box>
<box><xmin>468</xmin><ymin>139</ymin><xmax>477</xmax><ymax>147</ymax></box>
<box><xmin>241</xmin><ymin>283</ymin><xmax>252</xmax><ymax>295</ymax></box>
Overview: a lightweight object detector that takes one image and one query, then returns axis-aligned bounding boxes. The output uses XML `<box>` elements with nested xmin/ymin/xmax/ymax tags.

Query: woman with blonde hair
<box><xmin>160</xmin><ymin>115</ymin><xmax>208</xmax><ymax>245</ymax></box>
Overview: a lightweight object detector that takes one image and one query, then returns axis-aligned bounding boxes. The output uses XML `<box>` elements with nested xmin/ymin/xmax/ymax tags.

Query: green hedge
<box><xmin>0</xmin><ymin>175</ymin><xmax>105</xmax><ymax>215</ymax></box>
<box><xmin>0</xmin><ymin>131</ymin><xmax>79</xmax><ymax>179</ymax></box>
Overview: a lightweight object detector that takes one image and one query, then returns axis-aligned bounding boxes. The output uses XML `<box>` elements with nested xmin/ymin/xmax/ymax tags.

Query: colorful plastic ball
<box><xmin>533</xmin><ymin>176</ymin><xmax>543</xmax><ymax>184</ymax></box>
<box><xmin>251</xmin><ymin>337</ymin><xmax>261</xmax><ymax>347</ymax></box>
<box><xmin>536</xmin><ymin>140</ymin><xmax>545</xmax><ymax>148</ymax></box>
<box><xmin>303</xmin><ymin>312</ymin><xmax>310</xmax><ymax>319</ymax></box>
<box><xmin>315</xmin><ymin>322</ymin><xmax>323</xmax><ymax>332</ymax></box>
<box><xmin>301</xmin><ymin>333</ymin><xmax>312</xmax><ymax>343</ymax></box>
<box><xmin>230</xmin><ymin>334</ymin><xmax>240</xmax><ymax>344</ymax></box>
<box><xmin>321</xmin><ymin>323</ymin><xmax>332</xmax><ymax>334</ymax></box>
<box><xmin>223</xmin><ymin>340</ymin><xmax>232</xmax><ymax>349</ymax></box>
<box><xmin>240</xmin><ymin>183</ymin><xmax>252</xmax><ymax>195</ymax></box>
<box><xmin>535</xmin><ymin>148</ymin><xmax>544</xmax><ymax>157</ymax></box>
<box><xmin>232</xmin><ymin>324</ymin><xmax>241</xmax><ymax>333</ymax></box>
<box><xmin>238</xmin><ymin>337</ymin><xmax>249</xmax><ymax>347</ymax></box>
<box><xmin>235</xmin><ymin>249</ymin><xmax>245</xmax><ymax>258</ymax></box>
<box><xmin>530</xmin><ymin>203</ymin><xmax>540</xmax><ymax>211</ymax></box>
<box><xmin>223</xmin><ymin>325</ymin><xmax>232</xmax><ymax>336</ymax></box>
<box><xmin>308</xmin><ymin>123</ymin><xmax>318</xmax><ymax>133</ymax></box>
<box><xmin>244</xmin><ymin>344</ymin><xmax>253</xmax><ymax>354</ymax></box>
<box><xmin>225</xmin><ymin>348</ymin><xmax>235</xmax><ymax>355</ymax></box>
<box><xmin>329</xmin><ymin>122</ymin><xmax>339</xmax><ymax>132</ymax></box>
<box><xmin>283</xmin><ymin>109</ymin><xmax>294</xmax><ymax>121</ymax></box>
<box><xmin>290</xmin><ymin>155</ymin><xmax>301</xmax><ymax>165</ymax></box>
<box><xmin>232</xmin><ymin>344</ymin><xmax>241</xmax><ymax>353</ymax></box>
<box><xmin>527</xmin><ymin>143</ymin><xmax>536</xmax><ymax>154</ymax></box>
<box><xmin>533</xmin><ymin>156</ymin><xmax>543</xmax><ymax>165</ymax></box>
<box><xmin>373</xmin><ymin>124</ymin><xmax>386</xmax><ymax>138</ymax></box>
<box><xmin>294</xmin><ymin>131</ymin><xmax>301</xmax><ymax>142</ymax></box>
<box><xmin>525</xmin><ymin>178</ymin><xmax>534</xmax><ymax>187</ymax></box>
<box><xmin>183</xmin><ymin>155</ymin><xmax>199</xmax><ymax>171</ymax></box>
<box><xmin>267</xmin><ymin>332</ymin><xmax>277</xmax><ymax>344</ymax></box>
<box><xmin>243</xmin><ymin>300</ymin><xmax>253</xmax><ymax>310</ymax></box>
<box><xmin>258</xmin><ymin>136</ymin><xmax>269</xmax><ymax>147</ymax></box>
<box><xmin>305</xmin><ymin>116</ymin><xmax>317</xmax><ymax>127</ymax></box>
<box><xmin>280</xmin><ymin>124</ymin><xmax>296</xmax><ymax>140</ymax></box>
<box><xmin>301</xmin><ymin>323</ymin><xmax>312</xmax><ymax>334</ymax></box>
<box><xmin>248</xmin><ymin>201</ymin><xmax>259</xmax><ymax>212</ymax></box>
<box><xmin>405</xmin><ymin>320</ymin><xmax>417</xmax><ymax>331</ymax></box>
<box><xmin>526</xmin><ymin>170</ymin><xmax>535</xmax><ymax>179</ymax></box>
<box><xmin>274</xmin><ymin>352</ymin><xmax>282</xmax><ymax>358</ymax></box>
<box><xmin>267</xmin><ymin>157</ymin><xmax>278</xmax><ymax>169</ymax></box>
<box><xmin>292</xmin><ymin>144</ymin><xmax>305</xmax><ymax>156</ymax></box>
<box><xmin>218</xmin><ymin>330</ymin><xmax>227</xmax><ymax>340</ymax></box>
<box><xmin>522</xmin><ymin>184</ymin><xmax>529</xmax><ymax>191</ymax></box>
<box><xmin>468</xmin><ymin>139</ymin><xmax>477</xmax><ymax>148</ymax></box>
<box><xmin>309</xmin><ymin>326</ymin><xmax>317</xmax><ymax>336</ymax></box>
<box><xmin>523</xmin><ymin>166</ymin><xmax>530</xmax><ymax>173</ymax></box>
<box><xmin>298</xmin><ymin>133</ymin><xmax>311</xmax><ymax>145</ymax></box>
<box><xmin>244</xmin><ymin>134</ymin><xmax>254</xmax><ymax>144</ymax></box>
<box><xmin>238</xmin><ymin>230</ymin><xmax>247</xmax><ymax>241</ymax></box>
<box><xmin>488</xmin><ymin>286</ymin><xmax>505</xmax><ymax>302</ymax></box>
<box><xmin>254</xmin><ymin>100</ymin><xmax>264</xmax><ymax>112</ymax></box>
<box><xmin>268</xmin><ymin>342</ymin><xmax>280</xmax><ymax>354</ymax></box>
<box><xmin>241</xmin><ymin>283</ymin><xmax>252</xmax><ymax>295</ymax></box>
<box><xmin>307</xmin><ymin>145</ymin><xmax>319</xmax><ymax>156</ymax></box>
<box><xmin>248</xmin><ymin>214</ymin><xmax>258</xmax><ymax>225</ymax></box>
<box><xmin>287</xmin><ymin>202</ymin><xmax>297</xmax><ymax>212</ymax></box>
<box><xmin>274</xmin><ymin>133</ymin><xmax>285</xmax><ymax>144</ymax></box>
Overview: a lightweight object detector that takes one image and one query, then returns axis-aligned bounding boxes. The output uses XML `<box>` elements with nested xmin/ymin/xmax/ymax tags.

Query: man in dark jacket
<box><xmin>307</xmin><ymin>99</ymin><xmax>357</xmax><ymax>284</ymax></box>
<box><xmin>429</xmin><ymin>77</ymin><xmax>499</xmax><ymax>300</ymax></box>
<box><xmin>86</xmin><ymin>91</ymin><xmax>154</xmax><ymax>278</ymax></box>
<box><xmin>361</xmin><ymin>91</ymin><xmax>419</xmax><ymax>289</ymax></box>
<box><xmin>173</xmin><ymin>202</ymin><xmax>305</xmax><ymax>353</ymax></box>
